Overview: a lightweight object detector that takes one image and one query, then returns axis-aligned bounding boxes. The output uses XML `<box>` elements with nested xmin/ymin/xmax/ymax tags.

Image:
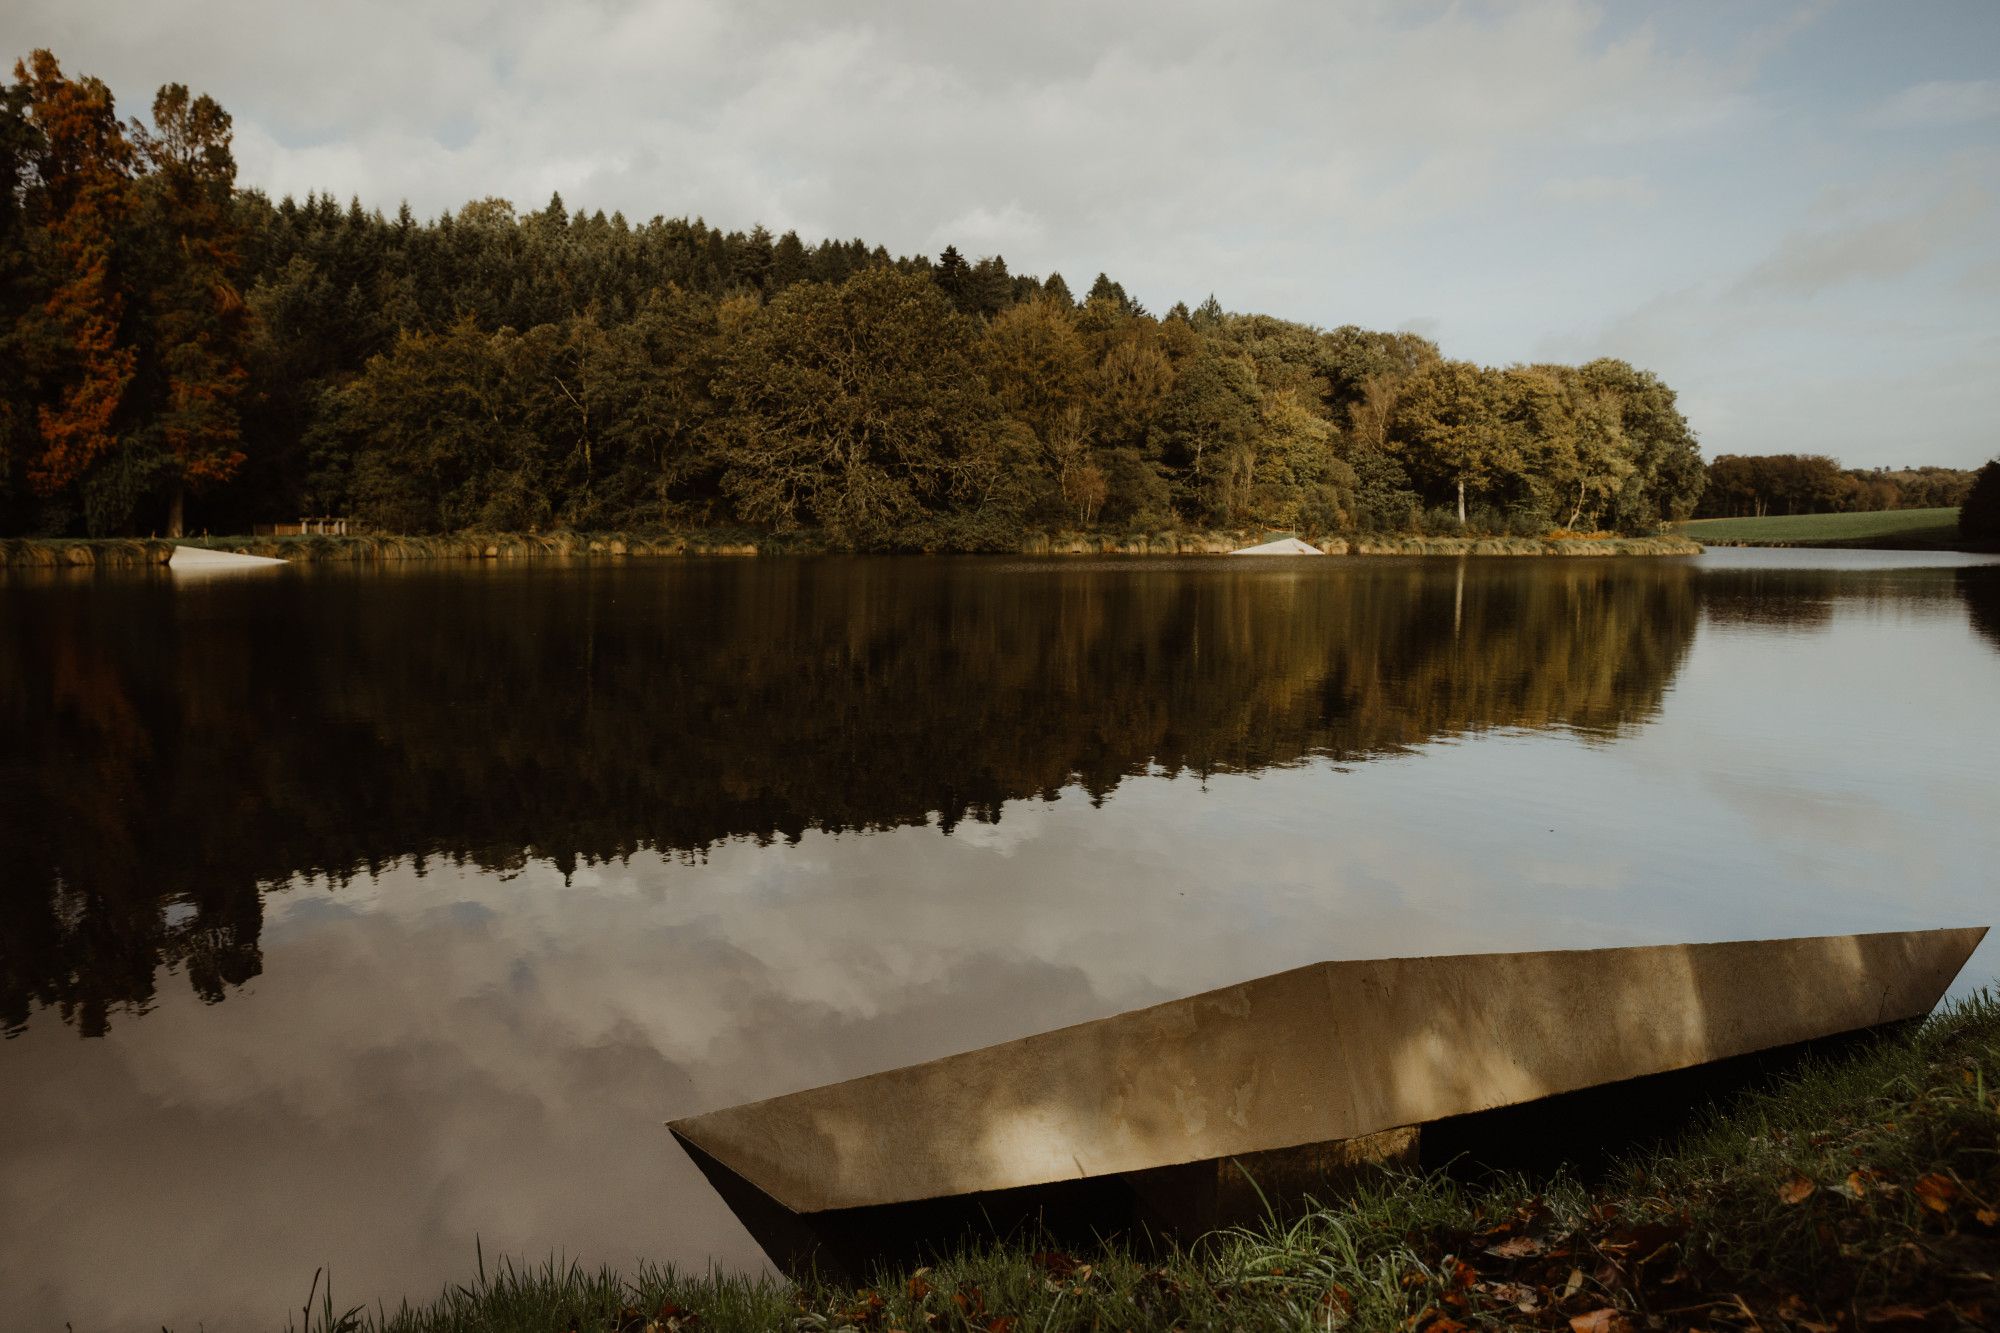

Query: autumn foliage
<box><xmin>1</xmin><ymin>51</ymin><xmax>247</xmax><ymax>535</ymax></box>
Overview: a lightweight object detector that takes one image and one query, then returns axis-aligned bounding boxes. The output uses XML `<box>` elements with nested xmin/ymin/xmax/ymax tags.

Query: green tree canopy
<box><xmin>714</xmin><ymin>268</ymin><xmax>1008</xmax><ymax>548</ymax></box>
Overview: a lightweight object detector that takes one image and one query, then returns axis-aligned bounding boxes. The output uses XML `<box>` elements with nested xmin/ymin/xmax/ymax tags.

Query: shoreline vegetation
<box><xmin>273</xmin><ymin>995</ymin><xmax>2000</xmax><ymax>1333</ymax></box>
<box><xmin>0</xmin><ymin>530</ymin><xmax>1704</xmax><ymax>567</ymax></box>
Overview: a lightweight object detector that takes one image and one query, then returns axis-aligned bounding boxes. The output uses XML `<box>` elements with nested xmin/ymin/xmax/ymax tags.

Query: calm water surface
<box><xmin>3</xmin><ymin>549</ymin><xmax>1997</xmax><ymax>1329</ymax></box>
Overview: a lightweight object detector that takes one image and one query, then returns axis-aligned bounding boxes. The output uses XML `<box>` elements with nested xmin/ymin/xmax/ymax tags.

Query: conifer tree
<box><xmin>134</xmin><ymin>82</ymin><xmax>249</xmax><ymax>536</ymax></box>
<box><xmin>1086</xmin><ymin>272</ymin><xmax>1125</xmax><ymax>308</ymax></box>
<box><xmin>933</xmin><ymin>243</ymin><xmax>970</xmax><ymax>310</ymax></box>
<box><xmin>769</xmin><ymin>229</ymin><xmax>808</xmax><ymax>293</ymax></box>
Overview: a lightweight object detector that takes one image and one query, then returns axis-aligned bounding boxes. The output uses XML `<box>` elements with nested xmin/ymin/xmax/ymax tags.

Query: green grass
<box><xmin>1677</xmin><ymin>507</ymin><xmax>1968</xmax><ymax>550</ymax></box>
<box><xmin>274</xmin><ymin>994</ymin><xmax>2000</xmax><ymax>1333</ymax></box>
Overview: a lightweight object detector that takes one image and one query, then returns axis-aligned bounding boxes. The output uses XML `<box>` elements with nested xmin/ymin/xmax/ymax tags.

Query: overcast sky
<box><xmin>11</xmin><ymin>0</ymin><xmax>1999</xmax><ymax>468</ymax></box>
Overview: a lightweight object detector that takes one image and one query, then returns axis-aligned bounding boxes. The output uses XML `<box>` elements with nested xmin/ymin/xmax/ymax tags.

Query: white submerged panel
<box><xmin>1230</xmin><ymin>537</ymin><xmax>1324</xmax><ymax>556</ymax></box>
<box><xmin>169</xmin><ymin>545</ymin><xmax>288</xmax><ymax>572</ymax></box>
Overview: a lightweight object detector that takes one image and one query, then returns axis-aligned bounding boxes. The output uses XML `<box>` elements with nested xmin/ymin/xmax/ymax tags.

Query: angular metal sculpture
<box><xmin>1229</xmin><ymin>536</ymin><xmax>1324</xmax><ymax>555</ymax></box>
<box><xmin>169</xmin><ymin>544</ymin><xmax>286</xmax><ymax>573</ymax></box>
<box><xmin>672</xmin><ymin>929</ymin><xmax>1984</xmax><ymax>1274</ymax></box>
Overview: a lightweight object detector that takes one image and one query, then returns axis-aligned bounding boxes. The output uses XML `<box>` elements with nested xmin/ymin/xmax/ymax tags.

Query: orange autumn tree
<box><xmin>15</xmin><ymin>50</ymin><xmax>138</xmax><ymax>510</ymax></box>
<box><xmin>133</xmin><ymin>82</ymin><xmax>248</xmax><ymax>537</ymax></box>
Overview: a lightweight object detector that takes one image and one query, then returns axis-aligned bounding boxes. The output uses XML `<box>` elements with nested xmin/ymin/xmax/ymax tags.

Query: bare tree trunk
<box><xmin>1568</xmin><ymin>477</ymin><xmax>1586</xmax><ymax>531</ymax></box>
<box><xmin>1457</xmin><ymin>477</ymin><xmax>1467</xmax><ymax>527</ymax></box>
<box><xmin>167</xmin><ymin>480</ymin><xmax>185</xmax><ymax>540</ymax></box>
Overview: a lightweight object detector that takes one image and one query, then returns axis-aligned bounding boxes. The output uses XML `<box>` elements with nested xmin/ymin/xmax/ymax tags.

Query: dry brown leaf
<box><xmin>1484</xmin><ymin>1235</ymin><xmax>1546</xmax><ymax>1259</ymax></box>
<box><xmin>1569</xmin><ymin>1309</ymin><xmax>1630</xmax><ymax>1333</ymax></box>
<box><xmin>1914</xmin><ymin>1172</ymin><xmax>1957</xmax><ymax>1213</ymax></box>
<box><xmin>1976</xmin><ymin>1207</ymin><xmax>1998</xmax><ymax>1227</ymax></box>
<box><xmin>1777</xmin><ymin>1173</ymin><xmax>1817</xmax><ymax>1205</ymax></box>
<box><xmin>1863</xmin><ymin>1304</ymin><xmax>1935</xmax><ymax>1324</ymax></box>
<box><xmin>1479</xmin><ymin>1280</ymin><xmax>1540</xmax><ymax>1312</ymax></box>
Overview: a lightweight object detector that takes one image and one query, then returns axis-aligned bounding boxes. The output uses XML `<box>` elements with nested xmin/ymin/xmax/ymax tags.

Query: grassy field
<box><xmin>274</xmin><ymin>994</ymin><xmax>2000</xmax><ymax>1333</ymax></box>
<box><xmin>1677</xmin><ymin>507</ymin><xmax>1968</xmax><ymax>550</ymax></box>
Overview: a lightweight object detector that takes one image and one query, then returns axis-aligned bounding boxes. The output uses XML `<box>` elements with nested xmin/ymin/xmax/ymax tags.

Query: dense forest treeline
<box><xmin>4</xmin><ymin>52</ymin><xmax>1718</xmax><ymax>547</ymax></box>
<box><xmin>1696</xmin><ymin>454</ymin><xmax>1978</xmax><ymax>519</ymax></box>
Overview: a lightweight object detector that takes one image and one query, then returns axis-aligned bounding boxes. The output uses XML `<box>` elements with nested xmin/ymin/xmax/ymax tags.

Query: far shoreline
<box><xmin>0</xmin><ymin>531</ymin><xmax>1704</xmax><ymax>568</ymax></box>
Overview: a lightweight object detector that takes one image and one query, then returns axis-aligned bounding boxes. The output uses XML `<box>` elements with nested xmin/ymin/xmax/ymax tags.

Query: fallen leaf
<box><xmin>1030</xmin><ymin>1251</ymin><xmax>1079</xmax><ymax>1278</ymax></box>
<box><xmin>1479</xmin><ymin>1280</ymin><xmax>1540</xmax><ymax>1311</ymax></box>
<box><xmin>1914</xmin><ymin>1173</ymin><xmax>1957</xmax><ymax>1213</ymax></box>
<box><xmin>1863</xmin><ymin>1305</ymin><xmax>1934</xmax><ymax>1324</ymax></box>
<box><xmin>1777</xmin><ymin>1174</ymin><xmax>1817</xmax><ymax>1205</ymax></box>
<box><xmin>1569</xmin><ymin>1310</ymin><xmax>1630</xmax><ymax>1333</ymax></box>
<box><xmin>648</xmin><ymin>1301</ymin><xmax>699</xmax><ymax>1333</ymax></box>
<box><xmin>1562</xmin><ymin>1268</ymin><xmax>1585</xmax><ymax>1299</ymax></box>
<box><xmin>1976</xmin><ymin>1208</ymin><xmax>1998</xmax><ymax>1227</ymax></box>
<box><xmin>1484</xmin><ymin>1235</ymin><xmax>1546</xmax><ymax>1259</ymax></box>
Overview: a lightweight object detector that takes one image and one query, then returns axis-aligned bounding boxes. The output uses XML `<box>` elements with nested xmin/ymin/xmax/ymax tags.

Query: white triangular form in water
<box><xmin>169</xmin><ymin>545</ymin><xmax>286</xmax><ymax>571</ymax></box>
<box><xmin>1229</xmin><ymin>537</ymin><xmax>1323</xmax><ymax>555</ymax></box>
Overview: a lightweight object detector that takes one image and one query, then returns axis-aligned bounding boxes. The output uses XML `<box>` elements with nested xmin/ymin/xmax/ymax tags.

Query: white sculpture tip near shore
<box><xmin>1230</xmin><ymin>536</ymin><xmax>1324</xmax><ymax>556</ymax></box>
<box><xmin>169</xmin><ymin>545</ymin><xmax>287</xmax><ymax>572</ymax></box>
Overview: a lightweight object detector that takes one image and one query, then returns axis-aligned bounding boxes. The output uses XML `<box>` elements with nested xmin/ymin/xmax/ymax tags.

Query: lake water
<box><xmin>3</xmin><ymin>549</ymin><xmax>1997</xmax><ymax>1329</ymax></box>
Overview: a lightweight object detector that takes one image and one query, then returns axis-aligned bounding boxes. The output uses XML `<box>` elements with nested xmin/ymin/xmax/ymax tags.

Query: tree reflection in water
<box><xmin>1960</xmin><ymin>565</ymin><xmax>2000</xmax><ymax>655</ymax></box>
<box><xmin>0</xmin><ymin>554</ymin><xmax>1745</xmax><ymax>1036</ymax></box>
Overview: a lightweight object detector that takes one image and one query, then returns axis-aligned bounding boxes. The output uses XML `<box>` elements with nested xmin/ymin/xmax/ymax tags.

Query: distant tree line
<box><xmin>1</xmin><ymin>52</ymin><xmax>1719</xmax><ymax>545</ymax></box>
<box><xmin>1697</xmin><ymin>454</ymin><xmax>1978</xmax><ymax>520</ymax></box>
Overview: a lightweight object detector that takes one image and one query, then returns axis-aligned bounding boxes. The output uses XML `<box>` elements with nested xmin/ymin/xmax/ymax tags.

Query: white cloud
<box><xmin>1735</xmin><ymin>182</ymin><xmax>1996</xmax><ymax>298</ymax></box>
<box><xmin>1540</xmin><ymin>173</ymin><xmax>1660</xmax><ymax>208</ymax></box>
<box><xmin>1869</xmin><ymin>79</ymin><xmax>2000</xmax><ymax>128</ymax></box>
<box><xmin>6</xmin><ymin>0</ymin><xmax>1996</xmax><ymax>465</ymax></box>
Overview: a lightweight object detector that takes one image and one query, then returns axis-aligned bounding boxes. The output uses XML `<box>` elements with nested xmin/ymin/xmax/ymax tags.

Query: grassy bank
<box><xmin>1</xmin><ymin>531</ymin><xmax>1700</xmax><ymax>567</ymax></box>
<box><xmin>1677</xmin><ymin>508</ymin><xmax>1971</xmax><ymax>551</ymax></box>
<box><xmin>280</xmin><ymin>994</ymin><xmax>1998</xmax><ymax>1333</ymax></box>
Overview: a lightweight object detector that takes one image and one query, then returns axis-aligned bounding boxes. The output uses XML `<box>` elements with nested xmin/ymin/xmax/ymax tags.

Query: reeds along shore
<box><xmin>0</xmin><ymin>532</ymin><xmax>1702</xmax><ymax>567</ymax></box>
